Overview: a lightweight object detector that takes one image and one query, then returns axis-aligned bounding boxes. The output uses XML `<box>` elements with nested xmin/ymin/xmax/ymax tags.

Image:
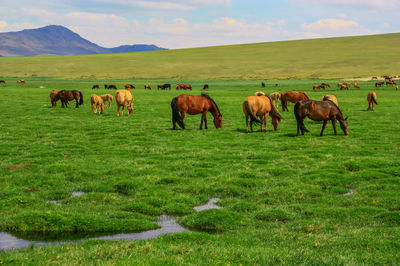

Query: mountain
<box><xmin>0</xmin><ymin>25</ymin><xmax>167</xmax><ymax>57</ymax></box>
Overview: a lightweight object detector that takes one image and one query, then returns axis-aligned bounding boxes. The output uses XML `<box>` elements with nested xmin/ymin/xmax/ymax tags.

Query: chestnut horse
<box><xmin>53</xmin><ymin>90</ymin><xmax>83</xmax><ymax>108</ymax></box>
<box><xmin>171</xmin><ymin>94</ymin><xmax>222</xmax><ymax>130</ymax></box>
<box><xmin>100</xmin><ymin>94</ymin><xmax>114</xmax><ymax>107</ymax></box>
<box><xmin>280</xmin><ymin>91</ymin><xmax>309</xmax><ymax>112</ymax></box>
<box><xmin>50</xmin><ymin>90</ymin><xmax>61</xmax><ymax>107</ymax></box>
<box><xmin>91</xmin><ymin>94</ymin><xmax>105</xmax><ymax>114</ymax></box>
<box><xmin>115</xmin><ymin>88</ymin><xmax>133</xmax><ymax>116</ymax></box>
<box><xmin>243</xmin><ymin>95</ymin><xmax>283</xmax><ymax>133</ymax></box>
<box><xmin>367</xmin><ymin>91</ymin><xmax>378</xmax><ymax>111</ymax></box>
<box><xmin>294</xmin><ymin>100</ymin><xmax>348</xmax><ymax>136</ymax></box>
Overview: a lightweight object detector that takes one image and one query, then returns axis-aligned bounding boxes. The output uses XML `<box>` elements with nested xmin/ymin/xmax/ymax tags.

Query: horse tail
<box><xmin>280</xmin><ymin>93</ymin><xmax>286</xmax><ymax>110</ymax></box>
<box><xmin>294</xmin><ymin>102</ymin><xmax>309</xmax><ymax>133</ymax></box>
<box><xmin>171</xmin><ymin>97</ymin><xmax>185</xmax><ymax>129</ymax></box>
<box><xmin>79</xmin><ymin>91</ymin><xmax>84</xmax><ymax>105</ymax></box>
<box><xmin>372</xmin><ymin>93</ymin><xmax>378</xmax><ymax>105</ymax></box>
<box><xmin>266</xmin><ymin>95</ymin><xmax>283</xmax><ymax>121</ymax></box>
<box><xmin>244</xmin><ymin>101</ymin><xmax>262</xmax><ymax>124</ymax></box>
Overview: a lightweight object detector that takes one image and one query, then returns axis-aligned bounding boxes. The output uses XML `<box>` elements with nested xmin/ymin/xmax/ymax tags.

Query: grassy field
<box><xmin>0</xmin><ymin>33</ymin><xmax>399</xmax><ymax>80</ymax></box>
<box><xmin>0</xmin><ymin>78</ymin><xmax>400</xmax><ymax>264</ymax></box>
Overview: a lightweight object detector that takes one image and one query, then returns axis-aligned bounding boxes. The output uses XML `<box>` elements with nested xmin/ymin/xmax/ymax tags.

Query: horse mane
<box><xmin>299</xmin><ymin>91</ymin><xmax>309</xmax><ymax>100</ymax></box>
<box><xmin>325</xmin><ymin>99</ymin><xmax>344</xmax><ymax>118</ymax></box>
<box><xmin>201</xmin><ymin>93</ymin><xmax>221</xmax><ymax>115</ymax></box>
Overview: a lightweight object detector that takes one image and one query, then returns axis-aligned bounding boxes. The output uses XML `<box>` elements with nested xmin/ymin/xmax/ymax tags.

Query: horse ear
<box><xmin>345</xmin><ymin>116</ymin><xmax>349</xmax><ymax>120</ymax></box>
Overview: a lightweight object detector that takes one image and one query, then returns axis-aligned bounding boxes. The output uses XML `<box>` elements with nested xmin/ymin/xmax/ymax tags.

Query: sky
<box><xmin>0</xmin><ymin>0</ymin><xmax>399</xmax><ymax>49</ymax></box>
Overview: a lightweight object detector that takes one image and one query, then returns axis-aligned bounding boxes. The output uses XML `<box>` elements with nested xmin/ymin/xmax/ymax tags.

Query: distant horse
<box><xmin>269</xmin><ymin>92</ymin><xmax>280</xmax><ymax>108</ymax></box>
<box><xmin>108</xmin><ymin>84</ymin><xmax>117</xmax><ymax>90</ymax></box>
<box><xmin>176</xmin><ymin>84</ymin><xmax>192</xmax><ymax>90</ymax></box>
<box><xmin>339</xmin><ymin>84</ymin><xmax>349</xmax><ymax>90</ymax></box>
<box><xmin>371</xmin><ymin>77</ymin><xmax>378</xmax><ymax>80</ymax></box>
<box><xmin>171</xmin><ymin>94</ymin><xmax>222</xmax><ymax>130</ymax></box>
<box><xmin>157</xmin><ymin>85</ymin><xmax>164</xmax><ymax>90</ymax></box>
<box><xmin>100</xmin><ymin>94</ymin><xmax>113</xmax><ymax>107</ymax></box>
<box><xmin>17</xmin><ymin>80</ymin><xmax>25</xmax><ymax>83</ymax></box>
<box><xmin>144</xmin><ymin>84</ymin><xmax>152</xmax><ymax>90</ymax></box>
<box><xmin>280</xmin><ymin>91</ymin><xmax>309</xmax><ymax>112</ymax></box>
<box><xmin>92</xmin><ymin>84</ymin><xmax>99</xmax><ymax>89</ymax></box>
<box><xmin>386</xmin><ymin>80</ymin><xmax>396</xmax><ymax>86</ymax></box>
<box><xmin>50</xmin><ymin>90</ymin><xmax>61</xmax><ymax>107</ymax></box>
<box><xmin>313</xmin><ymin>84</ymin><xmax>324</xmax><ymax>90</ymax></box>
<box><xmin>53</xmin><ymin>90</ymin><xmax>83</xmax><ymax>108</ymax></box>
<box><xmin>91</xmin><ymin>94</ymin><xmax>105</xmax><ymax>114</ymax></box>
<box><xmin>261</xmin><ymin>82</ymin><xmax>266</xmax><ymax>88</ymax></box>
<box><xmin>375</xmin><ymin>81</ymin><xmax>384</xmax><ymax>87</ymax></box>
<box><xmin>0</xmin><ymin>80</ymin><xmax>5</xmax><ymax>83</ymax></box>
<box><xmin>294</xmin><ymin>100</ymin><xmax>348</xmax><ymax>136</ymax></box>
<box><xmin>163</xmin><ymin>84</ymin><xmax>171</xmax><ymax>90</ymax></box>
<box><xmin>353</xmin><ymin>83</ymin><xmax>360</xmax><ymax>89</ymax></box>
<box><xmin>396</xmin><ymin>86</ymin><xmax>399</xmax><ymax>91</ymax></box>
<box><xmin>367</xmin><ymin>91</ymin><xmax>378</xmax><ymax>111</ymax></box>
<box><xmin>125</xmin><ymin>84</ymin><xmax>135</xmax><ymax>89</ymax></box>
<box><xmin>321</xmin><ymin>82</ymin><xmax>330</xmax><ymax>88</ymax></box>
<box><xmin>243</xmin><ymin>94</ymin><xmax>283</xmax><ymax>133</ymax></box>
<box><xmin>105</xmin><ymin>84</ymin><xmax>108</xmax><ymax>89</ymax></box>
<box><xmin>321</xmin><ymin>94</ymin><xmax>338</xmax><ymax>106</ymax></box>
<box><xmin>203</xmin><ymin>84</ymin><xmax>209</xmax><ymax>90</ymax></box>
<box><xmin>115</xmin><ymin>88</ymin><xmax>133</xmax><ymax>116</ymax></box>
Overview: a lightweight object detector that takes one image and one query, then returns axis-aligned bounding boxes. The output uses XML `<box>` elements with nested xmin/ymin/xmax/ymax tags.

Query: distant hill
<box><xmin>0</xmin><ymin>25</ymin><xmax>167</xmax><ymax>57</ymax></box>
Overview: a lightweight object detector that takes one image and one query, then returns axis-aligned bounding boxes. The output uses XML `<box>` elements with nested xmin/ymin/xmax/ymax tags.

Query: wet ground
<box><xmin>0</xmin><ymin>197</ymin><xmax>221</xmax><ymax>251</ymax></box>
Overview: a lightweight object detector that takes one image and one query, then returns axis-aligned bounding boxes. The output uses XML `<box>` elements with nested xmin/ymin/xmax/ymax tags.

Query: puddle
<box><xmin>194</xmin><ymin>198</ymin><xmax>221</xmax><ymax>212</ymax></box>
<box><xmin>71</xmin><ymin>191</ymin><xmax>85</xmax><ymax>197</ymax></box>
<box><xmin>344</xmin><ymin>189</ymin><xmax>355</xmax><ymax>196</ymax></box>
<box><xmin>0</xmin><ymin>198</ymin><xmax>221</xmax><ymax>251</ymax></box>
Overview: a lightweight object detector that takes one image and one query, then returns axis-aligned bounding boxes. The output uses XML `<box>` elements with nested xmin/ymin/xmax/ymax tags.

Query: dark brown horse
<box><xmin>203</xmin><ymin>84</ymin><xmax>209</xmax><ymax>90</ymax></box>
<box><xmin>0</xmin><ymin>80</ymin><xmax>5</xmax><ymax>83</ymax></box>
<box><xmin>92</xmin><ymin>84</ymin><xmax>99</xmax><ymax>89</ymax></box>
<box><xmin>280</xmin><ymin>91</ymin><xmax>310</xmax><ymax>112</ymax></box>
<box><xmin>294</xmin><ymin>100</ymin><xmax>348</xmax><ymax>136</ymax></box>
<box><xmin>375</xmin><ymin>81</ymin><xmax>384</xmax><ymax>87</ymax></box>
<box><xmin>53</xmin><ymin>90</ymin><xmax>83</xmax><ymax>108</ymax></box>
<box><xmin>171</xmin><ymin>94</ymin><xmax>222</xmax><ymax>130</ymax></box>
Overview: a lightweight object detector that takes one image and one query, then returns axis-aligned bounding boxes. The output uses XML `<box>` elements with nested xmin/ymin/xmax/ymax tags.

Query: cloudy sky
<box><xmin>0</xmin><ymin>0</ymin><xmax>399</xmax><ymax>49</ymax></box>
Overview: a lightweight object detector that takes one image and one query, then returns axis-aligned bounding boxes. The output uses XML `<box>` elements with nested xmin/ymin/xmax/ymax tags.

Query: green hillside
<box><xmin>0</xmin><ymin>33</ymin><xmax>399</xmax><ymax>80</ymax></box>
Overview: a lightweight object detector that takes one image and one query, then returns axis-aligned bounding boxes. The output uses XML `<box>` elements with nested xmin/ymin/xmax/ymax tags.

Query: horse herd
<box><xmin>49</xmin><ymin>86</ymin><xmax>383</xmax><ymax>137</ymax></box>
<box><xmin>91</xmin><ymin>83</ymin><xmax>208</xmax><ymax>91</ymax></box>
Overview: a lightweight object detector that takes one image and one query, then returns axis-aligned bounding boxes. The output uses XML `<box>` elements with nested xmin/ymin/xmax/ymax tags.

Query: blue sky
<box><xmin>0</xmin><ymin>0</ymin><xmax>399</xmax><ymax>48</ymax></box>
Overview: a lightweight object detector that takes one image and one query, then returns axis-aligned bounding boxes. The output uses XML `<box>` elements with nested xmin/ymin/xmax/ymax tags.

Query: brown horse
<box><xmin>386</xmin><ymin>80</ymin><xmax>396</xmax><ymax>86</ymax></box>
<box><xmin>367</xmin><ymin>91</ymin><xmax>378</xmax><ymax>111</ymax></box>
<box><xmin>115</xmin><ymin>88</ymin><xmax>133</xmax><ymax>116</ymax></box>
<box><xmin>144</xmin><ymin>84</ymin><xmax>152</xmax><ymax>90</ymax></box>
<box><xmin>375</xmin><ymin>81</ymin><xmax>384</xmax><ymax>87</ymax></box>
<box><xmin>280</xmin><ymin>91</ymin><xmax>310</xmax><ymax>112</ymax></box>
<box><xmin>321</xmin><ymin>82</ymin><xmax>330</xmax><ymax>87</ymax></box>
<box><xmin>203</xmin><ymin>84</ymin><xmax>209</xmax><ymax>90</ymax></box>
<box><xmin>243</xmin><ymin>95</ymin><xmax>283</xmax><ymax>133</ymax></box>
<box><xmin>53</xmin><ymin>90</ymin><xmax>83</xmax><ymax>108</ymax></box>
<box><xmin>17</xmin><ymin>79</ymin><xmax>25</xmax><ymax>83</ymax></box>
<box><xmin>125</xmin><ymin>84</ymin><xmax>135</xmax><ymax>89</ymax></box>
<box><xmin>353</xmin><ymin>83</ymin><xmax>360</xmax><ymax>89</ymax></box>
<box><xmin>0</xmin><ymin>80</ymin><xmax>5</xmax><ymax>83</ymax></box>
<box><xmin>171</xmin><ymin>94</ymin><xmax>222</xmax><ymax>130</ymax></box>
<box><xmin>176</xmin><ymin>84</ymin><xmax>192</xmax><ymax>90</ymax></box>
<box><xmin>92</xmin><ymin>84</ymin><xmax>99</xmax><ymax>89</ymax></box>
<box><xmin>100</xmin><ymin>94</ymin><xmax>114</xmax><ymax>107</ymax></box>
<box><xmin>91</xmin><ymin>94</ymin><xmax>105</xmax><ymax>114</ymax></box>
<box><xmin>50</xmin><ymin>90</ymin><xmax>61</xmax><ymax>107</ymax></box>
<box><xmin>294</xmin><ymin>100</ymin><xmax>348</xmax><ymax>136</ymax></box>
<box><xmin>339</xmin><ymin>84</ymin><xmax>349</xmax><ymax>90</ymax></box>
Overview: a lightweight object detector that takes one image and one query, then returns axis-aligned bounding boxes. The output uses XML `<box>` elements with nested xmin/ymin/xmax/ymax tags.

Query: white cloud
<box><xmin>301</xmin><ymin>18</ymin><xmax>378</xmax><ymax>38</ymax></box>
<box><xmin>292</xmin><ymin>0</ymin><xmax>399</xmax><ymax>10</ymax></box>
<box><xmin>0</xmin><ymin>21</ymin><xmax>7</xmax><ymax>29</ymax></box>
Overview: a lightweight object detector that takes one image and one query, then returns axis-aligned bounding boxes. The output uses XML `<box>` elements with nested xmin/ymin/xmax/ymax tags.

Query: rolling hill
<box><xmin>0</xmin><ymin>32</ymin><xmax>399</xmax><ymax>79</ymax></box>
<box><xmin>0</xmin><ymin>25</ymin><xmax>166</xmax><ymax>57</ymax></box>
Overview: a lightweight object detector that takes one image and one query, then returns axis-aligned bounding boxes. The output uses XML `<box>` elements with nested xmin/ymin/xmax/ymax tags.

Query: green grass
<box><xmin>0</xmin><ymin>78</ymin><xmax>400</xmax><ymax>264</ymax></box>
<box><xmin>0</xmin><ymin>33</ymin><xmax>399</xmax><ymax>80</ymax></box>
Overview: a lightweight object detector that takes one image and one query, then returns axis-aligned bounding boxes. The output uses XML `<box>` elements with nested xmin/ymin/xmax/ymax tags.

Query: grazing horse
<box><xmin>353</xmin><ymin>83</ymin><xmax>360</xmax><ymax>89</ymax></box>
<box><xmin>367</xmin><ymin>91</ymin><xmax>378</xmax><ymax>111</ymax></box>
<box><xmin>157</xmin><ymin>84</ymin><xmax>164</xmax><ymax>90</ymax></box>
<box><xmin>386</xmin><ymin>80</ymin><xmax>396</xmax><ymax>86</ymax></box>
<box><xmin>375</xmin><ymin>81</ymin><xmax>384</xmax><ymax>87</ymax></box>
<box><xmin>115</xmin><ymin>88</ymin><xmax>133</xmax><ymax>116</ymax></box>
<box><xmin>144</xmin><ymin>84</ymin><xmax>152</xmax><ymax>90</ymax></box>
<box><xmin>339</xmin><ymin>84</ymin><xmax>349</xmax><ymax>90</ymax></box>
<box><xmin>294</xmin><ymin>100</ymin><xmax>348</xmax><ymax>136</ymax></box>
<box><xmin>108</xmin><ymin>84</ymin><xmax>117</xmax><ymax>90</ymax></box>
<box><xmin>203</xmin><ymin>84</ymin><xmax>209</xmax><ymax>90</ymax></box>
<box><xmin>124</xmin><ymin>84</ymin><xmax>135</xmax><ymax>89</ymax></box>
<box><xmin>243</xmin><ymin>95</ymin><xmax>283</xmax><ymax>133</ymax></box>
<box><xmin>269</xmin><ymin>92</ymin><xmax>280</xmax><ymax>108</ymax></box>
<box><xmin>280</xmin><ymin>91</ymin><xmax>310</xmax><ymax>112</ymax></box>
<box><xmin>53</xmin><ymin>90</ymin><xmax>83</xmax><ymax>108</ymax></box>
<box><xmin>321</xmin><ymin>82</ymin><xmax>330</xmax><ymax>88</ymax></box>
<box><xmin>100</xmin><ymin>94</ymin><xmax>114</xmax><ymax>107</ymax></box>
<box><xmin>321</xmin><ymin>94</ymin><xmax>338</xmax><ymax>106</ymax></box>
<box><xmin>176</xmin><ymin>84</ymin><xmax>192</xmax><ymax>90</ymax></box>
<box><xmin>261</xmin><ymin>82</ymin><xmax>266</xmax><ymax>88</ymax></box>
<box><xmin>0</xmin><ymin>80</ymin><xmax>5</xmax><ymax>83</ymax></box>
<box><xmin>50</xmin><ymin>90</ymin><xmax>61</xmax><ymax>107</ymax></box>
<box><xmin>92</xmin><ymin>84</ymin><xmax>99</xmax><ymax>89</ymax></box>
<box><xmin>91</xmin><ymin>94</ymin><xmax>105</xmax><ymax>114</ymax></box>
<box><xmin>17</xmin><ymin>80</ymin><xmax>25</xmax><ymax>83</ymax></box>
<box><xmin>163</xmin><ymin>84</ymin><xmax>171</xmax><ymax>90</ymax></box>
<box><xmin>396</xmin><ymin>86</ymin><xmax>399</xmax><ymax>91</ymax></box>
<box><xmin>313</xmin><ymin>84</ymin><xmax>322</xmax><ymax>90</ymax></box>
<box><xmin>171</xmin><ymin>94</ymin><xmax>222</xmax><ymax>130</ymax></box>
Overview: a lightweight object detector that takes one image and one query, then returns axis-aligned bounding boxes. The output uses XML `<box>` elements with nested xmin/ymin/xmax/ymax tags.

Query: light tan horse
<box><xmin>321</xmin><ymin>95</ymin><xmax>338</xmax><ymax>106</ymax></box>
<box><xmin>367</xmin><ymin>91</ymin><xmax>378</xmax><ymax>111</ymax></box>
<box><xmin>269</xmin><ymin>92</ymin><xmax>280</xmax><ymax>108</ymax></box>
<box><xmin>91</xmin><ymin>94</ymin><xmax>105</xmax><ymax>114</ymax></box>
<box><xmin>243</xmin><ymin>95</ymin><xmax>283</xmax><ymax>133</ymax></box>
<box><xmin>115</xmin><ymin>88</ymin><xmax>134</xmax><ymax>116</ymax></box>
<box><xmin>50</xmin><ymin>90</ymin><xmax>61</xmax><ymax>107</ymax></box>
<box><xmin>100</xmin><ymin>94</ymin><xmax>113</xmax><ymax>107</ymax></box>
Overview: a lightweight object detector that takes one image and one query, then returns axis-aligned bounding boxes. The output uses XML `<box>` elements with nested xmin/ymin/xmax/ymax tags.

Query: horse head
<box><xmin>213</xmin><ymin>114</ymin><xmax>222</xmax><ymax>129</ymax></box>
<box><xmin>339</xmin><ymin>116</ymin><xmax>349</xmax><ymax>135</ymax></box>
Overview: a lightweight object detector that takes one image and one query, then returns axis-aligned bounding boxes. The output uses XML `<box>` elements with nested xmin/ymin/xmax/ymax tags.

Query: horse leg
<box><xmin>245</xmin><ymin>115</ymin><xmax>249</xmax><ymax>133</ymax></box>
<box><xmin>259</xmin><ymin>116</ymin><xmax>263</xmax><ymax>132</ymax></box>
<box><xmin>181</xmin><ymin>112</ymin><xmax>186</xmax><ymax>129</ymax></box>
<box><xmin>117</xmin><ymin>105</ymin><xmax>120</xmax><ymax>116</ymax></box>
<box><xmin>331</xmin><ymin>119</ymin><xmax>337</xmax><ymax>135</ymax></box>
<box><xmin>320</xmin><ymin>120</ymin><xmax>327</xmax><ymax>136</ymax></box>
<box><xmin>204</xmin><ymin>116</ymin><xmax>208</xmax><ymax>129</ymax></box>
<box><xmin>297</xmin><ymin>122</ymin><xmax>300</xmax><ymax>136</ymax></box>
<box><xmin>250</xmin><ymin>120</ymin><xmax>253</xmax><ymax>133</ymax></box>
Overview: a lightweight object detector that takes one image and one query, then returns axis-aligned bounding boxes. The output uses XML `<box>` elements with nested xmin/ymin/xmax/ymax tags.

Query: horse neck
<box><xmin>208</xmin><ymin>101</ymin><xmax>220</xmax><ymax>117</ymax></box>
